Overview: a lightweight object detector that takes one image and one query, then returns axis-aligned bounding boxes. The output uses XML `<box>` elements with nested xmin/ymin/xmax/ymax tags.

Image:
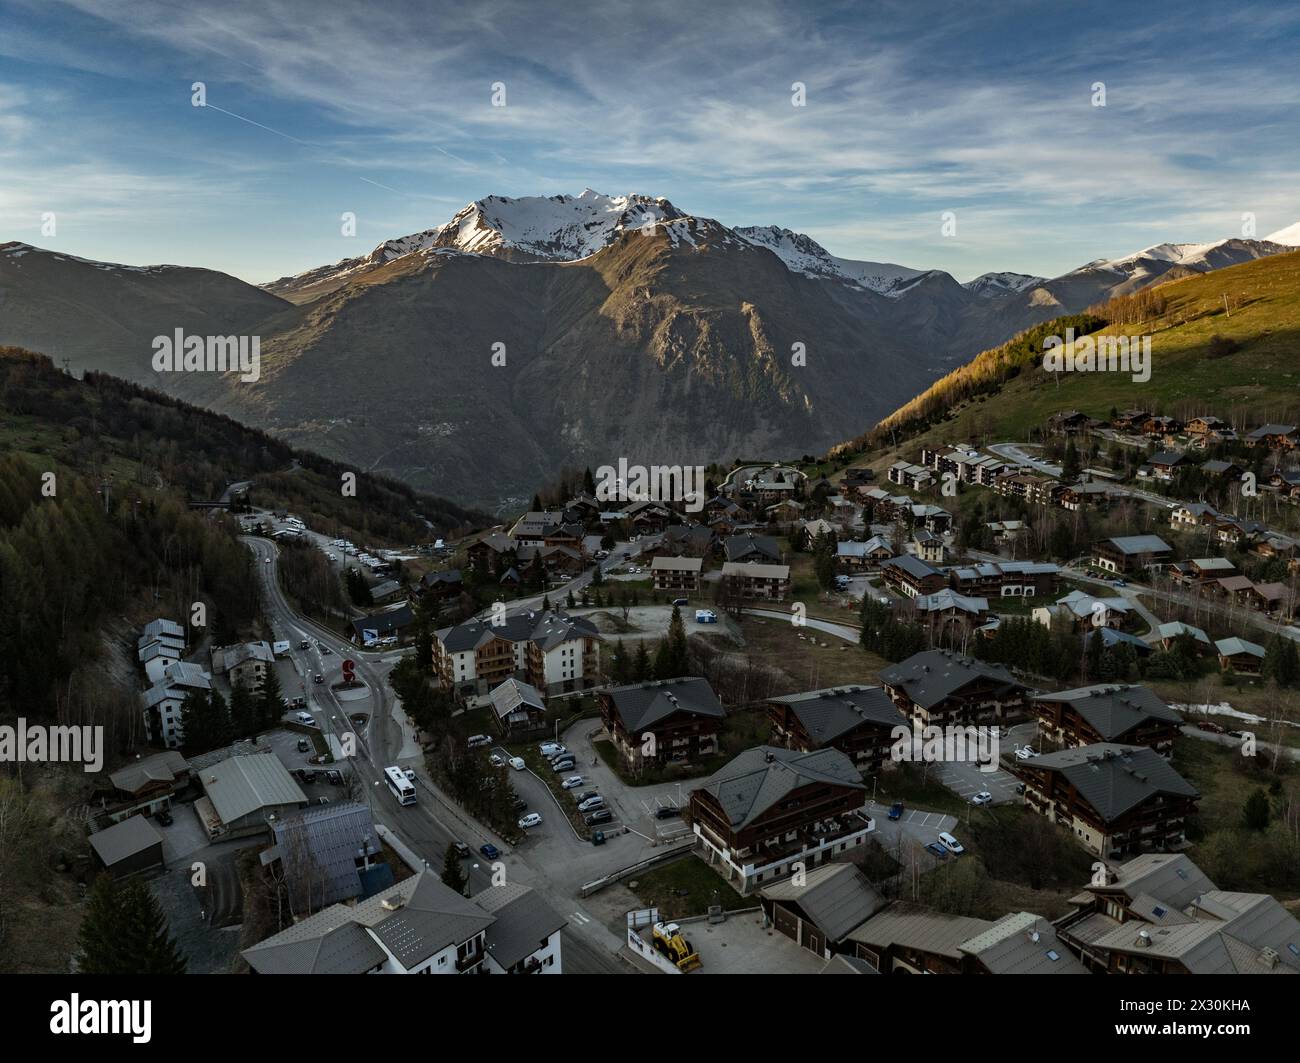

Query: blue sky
<box><xmin>2</xmin><ymin>0</ymin><xmax>1299</xmax><ymax>283</ymax></box>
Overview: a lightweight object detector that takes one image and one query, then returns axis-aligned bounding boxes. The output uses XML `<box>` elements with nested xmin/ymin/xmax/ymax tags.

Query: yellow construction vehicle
<box><xmin>652</xmin><ymin>921</ymin><xmax>702</xmax><ymax>972</ymax></box>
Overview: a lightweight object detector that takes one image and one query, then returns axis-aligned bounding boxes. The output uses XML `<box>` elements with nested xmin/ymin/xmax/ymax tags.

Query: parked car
<box><xmin>654</xmin><ymin>805</ymin><xmax>681</xmax><ymax>819</ymax></box>
<box><xmin>479</xmin><ymin>843</ymin><xmax>501</xmax><ymax>860</ymax></box>
<box><xmin>489</xmin><ymin>753</ymin><xmax>505</xmax><ymax>768</ymax></box>
<box><xmin>577</xmin><ymin>790</ymin><xmax>599</xmax><ymax>802</ymax></box>
<box><xmin>972</xmin><ymin>791</ymin><xmax>993</xmax><ymax>806</ymax></box>
<box><xmin>1015</xmin><ymin>782</ymin><xmax>1027</xmax><ymax>795</ymax></box>
<box><xmin>584</xmin><ymin>809</ymin><xmax>613</xmax><ymax>826</ymax></box>
<box><xmin>313</xmin><ymin>796</ymin><xmax>330</xmax><ymax>806</ymax></box>
<box><xmin>551</xmin><ymin>758</ymin><xmax>575</xmax><ymax>772</ymax></box>
<box><xmin>539</xmin><ymin>742</ymin><xmax>567</xmax><ymax>758</ymax></box>
<box><xmin>297</xmin><ymin>738</ymin><xmax>310</xmax><ymax>753</ymax></box>
<box><xmin>325</xmin><ymin>770</ymin><xmax>343</xmax><ymax>786</ymax></box>
<box><xmin>672</xmin><ymin>598</ymin><xmax>689</xmax><ymax>607</ymax></box>
<box><xmin>511</xmin><ymin>798</ymin><xmax>528</xmax><ymax>814</ymax></box>
<box><xmin>518</xmin><ymin>812</ymin><xmax>542</xmax><ymax>829</ymax></box>
<box><xmin>509</xmin><ymin>757</ymin><xmax>526</xmax><ymax>771</ymax></box>
<box><xmin>937</xmin><ymin>831</ymin><xmax>964</xmax><ymax>854</ymax></box>
<box><xmin>452</xmin><ymin>841</ymin><xmax>471</xmax><ymax>859</ymax></box>
<box><xmin>577</xmin><ymin>795</ymin><xmax>605</xmax><ymax>813</ymax></box>
<box><xmin>561</xmin><ymin>775</ymin><xmax>586</xmax><ymax>789</ymax></box>
<box><xmin>155</xmin><ymin>808</ymin><xmax>173</xmax><ymax>826</ymax></box>
<box><xmin>694</xmin><ymin>609</ymin><xmax>718</xmax><ymax>624</ymax></box>
<box><xmin>1196</xmin><ymin>721</ymin><xmax>1225</xmax><ymax>734</ymax></box>
<box><xmin>296</xmin><ymin>711</ymin><xmax>316</xmax><ymax>725</ymax></box>
<box><xmin>925</xmin><ymin>842</ymin><xmax>949</xmax><ymax>859</ymax></box>
<box><xmin>466</xmin><ymin>734</ymin><xmax>492</xmax><ymax>749</ymax></box>
<box><xmin>1014</xmin><ymin>745</ymin><xmax>1038</xmax><ymax>760</ymax></box>
<box><xmin>888</xmin><ymin>801</ymin><xmax>904</xmax><ymax>820</ymax></box>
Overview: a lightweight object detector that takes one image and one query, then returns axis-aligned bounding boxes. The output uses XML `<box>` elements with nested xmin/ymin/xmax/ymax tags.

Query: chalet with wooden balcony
<box><xmin>1245</xmin><ymin>423</ymin><xmax>1299</xmax><ymax>450</ymax></box>
<box><xmin>879</xmin><ymin>649</ymin><xmax>1028</xmax><ymax>727</ymax></box>
<box><xmin>650</xmin><ymin>555</ymin><xmax>703</xmax><ymax>593</ymax></box>
<box><xmin>1033</xmin><ymin>684</ymin><xmax>1182</xmax><ymax>755</ymax></box>
<box><xmin>1215</xmin><ymin>637</ymin><xmax>1266</xmax><ymax>676</ymax></box>
<box><xmin>994</xmin><ymin>472</ymin><xmax>1062</xmax><ymax>507</ymax></box>
<box><xmin>881</xmin><ymin>554</ymin><xmax>945</xmax><ymax>599</ymax></box>
<box><xmin>689</xmin><ymin>746</ymin><xmax>872</xmax><ymax>894</ymax></box>
<box><xmin>722</xmin><ymin>532</ymin><xmax>782</xmax><ymax>565</ymax></box>
<box><xmin>599</xmin><ymin>677</ymin><xmax>726</xmax><ymax>771</ymax></box>
<box><xmin>433</xmin><ymin>610</ymin><xmax>601</xmax><ymax>698</ymax></box>
<box><xmin>767</xmin><ymin>685</ymin><xmax>904</xmax><ymax>773</ymax></box>
<box><xmin>946</xmin><ymin>560</ymin><xmax>1060</xmax><ymax>599</ymax></box>
<box><xmin>1016</xmin><ymin>743</ymin><xmax>1199</xmax><ymax>859</ymax></box>
<box><xmin>720</xmin><ymin>561</ymin><xmax>790</xmax><ymax>601</ymax></box>
<box><xmin>1054</xmin><ymin>853</ymin><xmax>1300</xmax><ymax>974</ymax></box>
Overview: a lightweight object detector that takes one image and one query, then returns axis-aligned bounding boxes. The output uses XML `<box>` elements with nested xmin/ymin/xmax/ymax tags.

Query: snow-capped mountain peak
<box><xmin>735</xmin><ymin>225</ymin><xmax>940</xmax><ymax>296</ymax></box>
<box><xmin>962</xmin><ymin>271</ymin><xmax>1046</xmax><ymax>298</ymax></box>
<box><xmin>1265</xmin><ymin>221</ymin><xmax>1300</xmax><ymax>247</ymax></box>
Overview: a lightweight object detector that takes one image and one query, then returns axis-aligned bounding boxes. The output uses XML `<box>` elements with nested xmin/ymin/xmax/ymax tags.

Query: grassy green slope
<box><xmin>839</xmin><ymin>249</ymin><xmax>1300</xmax><ymax>462</ymax></box>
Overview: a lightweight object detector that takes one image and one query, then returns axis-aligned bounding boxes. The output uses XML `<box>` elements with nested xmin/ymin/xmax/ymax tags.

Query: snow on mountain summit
<box><xmin>735</xmin><ymin>225</ymin><xmax>939</xmax><ymax>296</ymax></box>
<box><xmin>962</xmin><ymin>271</ymin><xmax>1046</xmax><ymax>298</ymax></box>
<box><xmin>1265</xmin><ymin>221</ymin><xmax>1300</xmax><ymax>247</ymax></box>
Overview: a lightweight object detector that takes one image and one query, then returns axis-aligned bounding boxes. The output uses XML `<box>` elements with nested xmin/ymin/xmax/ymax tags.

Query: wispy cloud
<box><xmin>2</xmin><ymin>0</ymin><xmax>1297</xmax><ymax>280</ymax></box>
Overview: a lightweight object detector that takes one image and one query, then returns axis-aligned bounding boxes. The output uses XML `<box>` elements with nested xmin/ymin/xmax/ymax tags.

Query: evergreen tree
<box><xmin>258</xmin><ymin>665</ymin><xmax>285</xmax><ymax>728</ymax></box>
<box><xmin>1264</xmin><ymin>635</ymin><xmax>1299</xmax><ymax>687</ymax></box>
<box><xmin>583</xmin><ymin>467</ymin><xmax>596</xmax><ymax>495</ymax></box>
<box><xmin>1085</xmin><ymin>628</ymin><xmax>1103</xmax><ymax>681</ymax></box>
<box><xmin>654</xmin><ymin>607</ymin><xmax>690</xmax><ymax>678</ymax></box>
<box><xmin>179</xmin><ymin>687</ymin><xmax>230</xmax><ymax>755</ymax></box>
<box><xmin>77</xmin><ymin>875</ymin><xmax>186</xmax><ymax>974</ymax></box>
<box><xmin>440</xmin><ymin>846</ymin><xmax>468</xmax><ymax>895</ymax></box>
<box><xmin>633</xmin><ymin>640</ymin><xmax>651</xmax><ymax>681</ymax></box>
<box><xmin>611</xmin><ymin>639</ymin><xmax>631</xmax><ymax>685</ymax></box>
<box><xmin>229</xmin><ymin>678</ymin><xmax>256</xmax><ymax>737</ymax></box>
<box><xmin>1243</xmin><ymin>788</ymin><xmax>1271</xmax><ymax>831</ymax></box>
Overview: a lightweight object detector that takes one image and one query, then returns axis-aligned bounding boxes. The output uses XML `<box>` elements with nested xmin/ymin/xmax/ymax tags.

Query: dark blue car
<box><xmin>479</xmin><ymin>843</ymin><xmax>501</xmax><ymax>860</ymax></box>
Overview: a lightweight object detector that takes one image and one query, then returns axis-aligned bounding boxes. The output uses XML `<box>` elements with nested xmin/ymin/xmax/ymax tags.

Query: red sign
<box><xmin>342</xmin><ymin>659</ymin><xmax>356</xmax><ymax>683</ymax></box>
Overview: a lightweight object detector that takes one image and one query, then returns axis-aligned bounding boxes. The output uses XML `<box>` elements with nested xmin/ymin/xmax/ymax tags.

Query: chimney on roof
<box><xmin>1135</xmin><ymin>929</ymin><xmax>1151</xmax><ymax>948</ymax></box>
<box><xmin>381</xmin><ymin>893</ymin><xmax>406</xmax><ymax>912</ymax></box>
<box><xmin>764</xmin><ymin>750</ymin><xmax>775</xmax><ymax>763</ymax></box>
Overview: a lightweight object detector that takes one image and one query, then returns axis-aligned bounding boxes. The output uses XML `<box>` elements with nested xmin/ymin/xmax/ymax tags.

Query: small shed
<box><xmin>89</xmin><ymin>815</ymin><xmax>165</xmax><ymax>878</ymax></box>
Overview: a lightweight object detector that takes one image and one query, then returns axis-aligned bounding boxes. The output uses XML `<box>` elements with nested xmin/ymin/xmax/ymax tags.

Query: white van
<box><xmin>937</xmin><ymin>831</ymin><xmax>964</xmax><ymax>854</ymax></box>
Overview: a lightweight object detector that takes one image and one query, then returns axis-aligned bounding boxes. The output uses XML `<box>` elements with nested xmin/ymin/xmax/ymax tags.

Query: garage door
<box><xmin>773</xmin><ymin>904</ymin><xmax>799</xmax><ymax>943</ymax></box>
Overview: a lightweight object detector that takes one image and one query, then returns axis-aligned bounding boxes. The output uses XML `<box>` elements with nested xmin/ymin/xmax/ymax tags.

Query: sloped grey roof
<box><xmin>847</xmin><ymin>903</ymin><xmax>993</xmax><ymax>959</ymax></box>
<box><xmin>1033</xmin><ymin>684</ymin><xmax>1181</xmax><ymax>740</ymax></box>
<box><xmin>882</xmin><ymin>554</ymin><xmax>941</xmax><ymax>581</ymax></box>
<box><xmin>915</xmin><ymin>589</ymin><xmax>988</xmax><ymax>615</ymax></box>
<box><xmin>271</xmin><ymin>801</ymin><xmax>381</xmax><ymax>909</ymax></box>
<box><xmin>605</xmin><ymin>677</ymin><xmax>725</xmax><ymax>732</ymax></box>
<box><xmin>199</xmin><ymin>753</ymin><xmax>307</xmax><ymax>824</ymax></box>
<box><xmin>1088</xmin><ymin>892</ymin><xmax>1300</xmax><ymax>973</ymax></box>
<box><xmin>724</xmin><ymin>533</ymin><xmax>780</xmax><ymax>562</ymax></box>
<box><xmin>368</xmin><ymin>873</ymin><xmax>495</xmax><ymax>970</ymax></box>
<box><xmin>1104</xmin><ymin>534</ymin><xmax>1172</xmax><ymax>555</ymax></box>
<box><xmin>697</xmin><ymin>746</ymin><xmax>864</xmax><ymax>830</ymax></box>
<box><xmin>489</xmin><ymin>678</ymin><xmax>546</xmax><ymax>721</ymax></box>
<box><xmin>760</xmin><ymin>862</ymin><xmax>884</xmax><ymax>942</ymax></box>
<box><xmin>89</xmin><ymin>814</ymin><xmax>164</xmax><ymax>867</ymax></box>
<box><xmin>477</xmin><ymin>881</ymin><xmax>567</xmax><ymax>969</ymax></box>
<box><xmin>1025</xmin><ymin>743</ymin><xmax>1198</xmax><ymax>822</ymax></box>
<box><xmin>242</xmin><ymin>906</ymin><xmax>389</xmax><ymax>974</ymax></box>
<box><xmin>959</xmin><ymin>911</ymin><xmax>1087</xmax><ymax>974</ymax></box>
<box><xmin>1216</xmin><ymin>637</ymin><xmax>1265</xmax><ymax>658</ymax></box>
<box><xmin>768</xmin><ymin>686</ymin><xmax>902</xmax><ymax>741</ymax></box>
<box><xmin>878</xmin><ymin>650</ymin><xmax>1022</xmax><ymax>711</ymax></box>
<box><xmin>110</xmin><ymin>751</ymin><xmax>189</xmax><ymax>794</ymax></box>
<box><xmin>1098</xmin><ymin>852</ymin><xmax>1215</xmax><ymax>908</ymax></box>
<box><xmin>435</xmin><ymin>610</ymin><xmax>600</xmax><ymax>654</ymax></box>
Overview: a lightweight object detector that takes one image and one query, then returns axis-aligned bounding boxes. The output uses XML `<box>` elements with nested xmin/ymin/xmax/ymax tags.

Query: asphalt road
<box><xmin>243</xmin><ymin>534</ymin><xmax>628</xmax><ymax>974</ymax></box>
